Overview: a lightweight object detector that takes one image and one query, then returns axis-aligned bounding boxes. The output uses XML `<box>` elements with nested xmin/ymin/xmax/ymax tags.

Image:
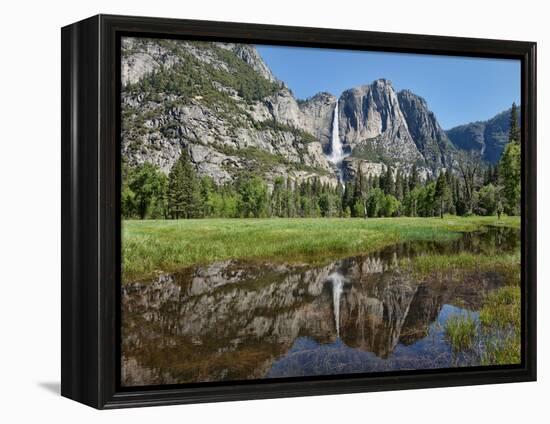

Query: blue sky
<box><xmin>256</xmin><ymin>45</ymin><xmax>520</xmax><ymax>130</ymax></box>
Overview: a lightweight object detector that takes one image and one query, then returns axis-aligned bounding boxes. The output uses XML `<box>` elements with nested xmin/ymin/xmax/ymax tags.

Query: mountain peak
<box><xmin>349</xmin><ymin>79</ymin><xmax>395</xmax><ymax>95</ymax></box>
<box><xmin>372</xmin><ymin>78</ymin><xmax>393</xmax><ymax>87</ymax></box>
<box><xmin>398</xmin><ymin>89</ymin><xmax>429</xmax><ymax>108</ymax></box>
<box><xmin>339</xmin><ymin>78</ymin><xmax>427</xmax><ymax>169</ymax></box>
<box><xmin>227</xmin><ymin>44</ymin><xmax>278</xmax><ymax>83</ymax></box>
<box><xmin>300</xmin><ymin>92</ymin><xmax>337</xmax><ymax>104</ymax></box>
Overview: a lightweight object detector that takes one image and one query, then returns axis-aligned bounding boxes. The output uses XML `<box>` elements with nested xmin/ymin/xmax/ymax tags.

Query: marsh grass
<box><xmin>479</xmin><ymin>285</ymin><xmax>521</xmax><ymax>365</ymax></box>
<box><xmin>407</xmin><ymin>251</ymin><xmax>520</xmax><ymax>280</ymax></box>
<box><xmin>445</xmin><ymin>314</ymin><xmax>477</xmax><ymax>351</ymax></box>
<box><xmin>481</xmin><ymin>335</ymin><xmax>521</xmax><ymax>366</ymax></box>
<box><xmin>479</xmin><ymin>285</ymin><xmax>521</xmax><ymax>329</ymax></box>
<box><xmin>122</xmin><ymin>216</ymin><xmax>519</xmax><ymax>283</ymax></box>
<box><xmin>443</xmin><ymin>285</ymin><xmax>521</xmax><ymax>366</ymax></box>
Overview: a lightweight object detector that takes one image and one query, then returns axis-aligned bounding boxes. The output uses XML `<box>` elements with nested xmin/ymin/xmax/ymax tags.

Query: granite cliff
<box><xmin>121</xmin><ymin>37</ymin><xmax>507</xmax><ymax>186</ymax></box>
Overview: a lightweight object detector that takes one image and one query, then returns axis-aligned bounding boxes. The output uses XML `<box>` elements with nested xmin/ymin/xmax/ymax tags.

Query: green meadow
<box><xmin>122</xmin><ymin>215</ymin><xmax>519</xmax><ymax>283</ymax></box>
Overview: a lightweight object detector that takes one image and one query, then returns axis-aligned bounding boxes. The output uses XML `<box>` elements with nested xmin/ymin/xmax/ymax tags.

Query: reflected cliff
<box><xmin>121</xmin><ymin>226</ymin><xmax>519</xmax><ymax>386</ymax></box>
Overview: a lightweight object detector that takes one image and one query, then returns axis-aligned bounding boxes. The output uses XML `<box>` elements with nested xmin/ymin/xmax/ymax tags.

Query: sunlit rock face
<box><xmin>299</xmin><ymin>92</ymin><xmax>338</xmax><ymax>149</ymax></box>
<box><xmin>337</xmin><ymin>79</ymin><xmax>458</xmax><ymax>176</ymax></box>
<box><xmin>340</xmin><ymin>80</ymin><xmax>416</xmax><ymax>149</ymax></box>
<box><xmin>121</xmin><ymin>228</ymin><xmax>517</xmax><ymax>387</ymax></box>
<box><xmin>397</xmin><ymin>89</ymin><xmax>456</xmax><ymax>170</ymax></box>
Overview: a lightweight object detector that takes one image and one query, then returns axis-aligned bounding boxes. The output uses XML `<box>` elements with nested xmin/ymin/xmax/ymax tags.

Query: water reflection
<box><xmin>121</xmin><ymin>226</ymin><xmax>519</xmax><ymax>386</ymax></box>
<box><xmin>329</xmin><ymin>273</ymin><xmax>345</xmax><ymax>337</ymax></box>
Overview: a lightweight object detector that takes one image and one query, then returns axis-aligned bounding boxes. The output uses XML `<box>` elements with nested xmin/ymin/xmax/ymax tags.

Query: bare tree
<box><xmin>455</xmin><ymin>150</ymin><xmax>482</xmax><ymax>215</ymax></box>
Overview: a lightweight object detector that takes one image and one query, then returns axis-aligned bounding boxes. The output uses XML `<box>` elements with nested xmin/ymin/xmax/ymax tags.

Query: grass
<box><xmin>479</xmin><ymin>285</ymin><xmax>521</xmax><ymax>365</ymax></box>
<box><xmin>445</xmin><ymin>314</ymin><xmax>477</xmax><ymax>351</ymax></box>
<box><xmin>443</xmin><ymin>282</ymin><xmax>521</xmax><ymax>366</ymax></box>
<box><xmin>481</xmin><ymin>335</ymin><xmax>521</xmax><ymax>366</ymax></box>
<box><xmin>406</xmin><ymin>251</ymin><xmax>520</xmax><ymax>280</ymax></box>
<box><xmin>122</xmin><ymin>215</ymin><xmax>519</xmax><ymax>283</ymax></box>
<box><xmin>480</xmin><ymin>285</ymin><xmax>521</xmax><ymax>329</ymax></box>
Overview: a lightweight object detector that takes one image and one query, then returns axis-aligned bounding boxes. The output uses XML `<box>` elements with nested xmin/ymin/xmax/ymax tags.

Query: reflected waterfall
<box><xmin>329</xmin><ymin>272</ymin><xmax>345</xmax><ymax>337</ymax></box>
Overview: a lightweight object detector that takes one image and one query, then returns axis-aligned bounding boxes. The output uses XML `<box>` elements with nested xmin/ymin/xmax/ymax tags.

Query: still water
<box><xmin>121</xmin><ymin>227</ymin><xmax>518</xmax><ymax>386</ymax></box>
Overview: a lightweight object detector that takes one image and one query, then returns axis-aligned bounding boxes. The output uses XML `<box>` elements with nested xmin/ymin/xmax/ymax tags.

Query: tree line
<box><xmin>122</xmin><ymin>103</ymin><xmax>521</xmax><ymax>220</ymax></box>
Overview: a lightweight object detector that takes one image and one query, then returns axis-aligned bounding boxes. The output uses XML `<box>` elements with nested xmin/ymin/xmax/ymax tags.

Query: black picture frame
<box><xmin>61</xmin><ymin>14</ymin><xmax>537</xmax><ymax>409</ymax></box>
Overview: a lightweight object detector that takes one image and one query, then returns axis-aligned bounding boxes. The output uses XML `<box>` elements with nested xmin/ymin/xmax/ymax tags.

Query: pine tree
<box><xmin>379</xmin><ymin>169</ymin><xmax>386</xmax><ymax>193</ymax></box>
<box><xmin>395</xmin><ymin>169</ymin><xmax>404</xmax><ymax>202</ymax></box>
<box><xmin>402</xmin><ymin>173</ymin><xmax>410</xmax><ymax>205</ymax></box>
<box><xmin>335</xmin><ymin>183</ymin><xmax>344</xmax><ymax>216</ymax></box>
<box><xmin>384</xmin><ymin>166</ymin><xmax>395</xmax><ymax>196</ymax></box>
<box><xmin>373</xmin><ymin>175</ymin><xmax>380</xmax><ymax>189</ymax></box>
<box><xmin>509</xmin><ymin>102</ymin><xmax>520</xmax><ymax>143</ymax></box>
<box><xmin>181</xmin><ymin>152</ymin><xmax>202</xmax><ymax>218</ymax></box>
<box><xmin>271</xmin><ymin>176</ymin><xmax>285</xmax><ymax>217</ymax></box>
<box><xmin>500</xmin><ymin>102</ymin><xmax>521</xmax><ymax>215</ymax></box>
<box><xmin>312</xmin><ymin>177</ymin><xmax>321</xmax><ymax>197</ymax></box>
<box><xmin>352</xmin><ymin>170</ymin><xmax>364</xmax><ymax>217</ymax></box>
<box><xmin>444</xmin><ymin>169</ymin><xmax>455</xmax><ymax>215</ymax></box>
<box><xmin>492</xmin><ymin>166</ymin><xmax>500</xmax><ymax>185</ymax></box>
<box><xmin>342</xmin><ymin>182</ymin><xmax>353</xmax><ymax>214</ymax></box>
<box><xmin>167</xmin><ymin>159</ymin><xmax>184</xmax><ymax>219</ymax></box>
<box><xmin>168</xmin><ymin>150</ymin><xmax>202</xmax><ymax>219</ymax></box>
<box><xmin>409</xmin><ymin>164</ymin><xmax>419</xmax><ymax>191</ymax></box>
<box><xmin>199</xmin><ymin>176</ymin><xmax>214</xmax><ymax>217</ymax></box>
<box><xmin>435</xmin><ymin>172</ymin><xmax>450</xmax><ymax>219</ymax></box>
<box><xmin>285</xmin><ymin>178</ymin><xmax>295</xmax><ymax>217</ymax></box>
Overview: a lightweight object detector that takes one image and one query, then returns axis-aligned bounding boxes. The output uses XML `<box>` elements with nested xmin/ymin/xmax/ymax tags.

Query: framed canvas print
<box><xmin>61</xmin><ymin>14</ymin><xmax>536</xmax><ymax>409</ymax></box>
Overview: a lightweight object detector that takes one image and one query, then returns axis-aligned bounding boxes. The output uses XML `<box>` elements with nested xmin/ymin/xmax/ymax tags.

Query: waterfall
<box><xmin>329</xmin><ymin>272</ymin><xmax>344</xmax><ymax>337</ymax></box>
<box><xmin>327</xmin><ymin>102</ymin><xmax>348</xmax><ymax>183</ymax></box>
<box><xmin>328</xmin><ymin>102</ymin><xmax>345</xmax><ymax>165</ymax></box>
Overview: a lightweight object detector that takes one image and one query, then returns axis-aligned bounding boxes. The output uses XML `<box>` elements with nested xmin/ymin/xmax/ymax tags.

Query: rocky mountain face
<box><xmin>397</xmin><ymin>89</ymin><xmax>455</xmax><ymax>169</ymax></box>
<box><xmin>121</xmin><ymin>37</ymin><xmax>339</xmax><ymax>186</ymax></box>
<box><xmin>338</xmin><ymin>80</ymin><xmax>455</xmax><ymax>179</ymax></box>
<box><xmin>298</xmin><ymin>92</ymin><xmax>337</xmax><ymax>147</ymax></box>
<box><xmin>122</xmin><ymin>37</ymin><xmax>494</xmax><ymax>186</ymax></box>
<box><xmin>339</xmin><ymin>81</ymin><xmax>424</xmax><ymax>167</ymax></box>
<box><xmin>446</xmin><ymin>108</ymin><xmax>514</xmax><ymax>164</ymax></box>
